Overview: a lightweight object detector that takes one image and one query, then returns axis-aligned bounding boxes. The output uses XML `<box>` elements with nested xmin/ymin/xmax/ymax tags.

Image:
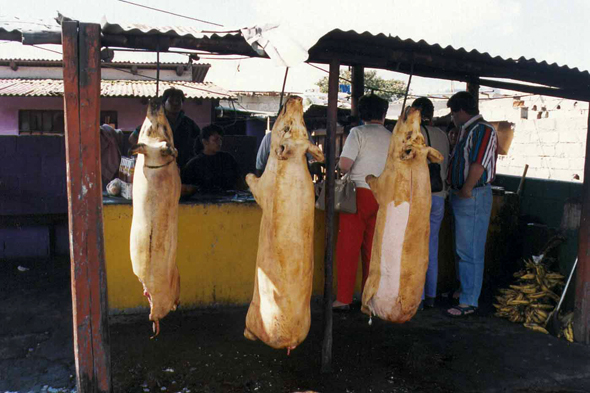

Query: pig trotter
<box><xmin>150</xmin><ymin>320</ymin><xmax>160</xmax><ymax>339</ymax></box>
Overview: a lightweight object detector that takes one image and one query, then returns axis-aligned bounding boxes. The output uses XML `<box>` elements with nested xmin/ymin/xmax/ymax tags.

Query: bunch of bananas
<box><xmin>557</xmin><ymin>312</ymin><xmax>575</xmax><ymax>343</ymax></box>
<box><xmin>494</xmin><ymin>259</ymin><xmax>565</xmax><ymax>335</ymax></box>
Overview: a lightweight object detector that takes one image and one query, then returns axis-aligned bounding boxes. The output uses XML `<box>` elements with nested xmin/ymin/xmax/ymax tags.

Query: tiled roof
<box><xmin>0</xmin><ymin>79</ymin><xmax>234</xmax><ymax>99</ymax></box>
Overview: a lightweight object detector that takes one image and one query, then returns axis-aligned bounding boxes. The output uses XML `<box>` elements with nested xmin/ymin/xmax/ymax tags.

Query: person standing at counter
<box><xmin>410</xmin><ymin>97</ymin><xmax>450</xmax><ymax>310</ymax></box>
<box><xmin>129</xmin><ymin>87</ymin><xmax>201</xmax><ymax>174</ymax></box>
<box><xmin>182</xmin><ymin>124</ymin><xmax>244</xmax><ymax>194</ymax></box>
<box><xmin>445</xmin><ymin>91</ymin><xmax>498</xmax><ymax>317</ymax></box>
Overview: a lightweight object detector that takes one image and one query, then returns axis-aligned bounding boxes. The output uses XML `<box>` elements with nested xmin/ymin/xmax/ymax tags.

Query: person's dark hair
<box><xmin>411</xmin><ymin>97</ymin><xmax>434</xmax><ymax>124</ymax></box>
<box><xmin>162</xmin><ymin>87</ymin><xmax>185</xmax><ymax>103</ymax></box>
<box><xmin>200</xmin><ymin>124</ymin><xmax>224</xmax><ymax>141</ymax></box>
<box><xmin>447</xmin><ymin>91</ymin><xmax>479</xmax><ymax>115</ymax></box>
<box><xmin>358</xmin><ymin>94</ymin><xmax>389</xmax><ymax>121</ymax></box>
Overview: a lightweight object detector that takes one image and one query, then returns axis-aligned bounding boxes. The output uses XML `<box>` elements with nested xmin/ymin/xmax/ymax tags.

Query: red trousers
<box><xmin>336</xmin><ymin>187</ymin><xmax>379</xmax><ymax>304</ymax></box>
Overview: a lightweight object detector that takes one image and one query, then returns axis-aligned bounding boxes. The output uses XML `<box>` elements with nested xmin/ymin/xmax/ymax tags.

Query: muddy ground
<box><xmin>2</xmin><ymin>257</ymin><xmax>590</xmax><ymax>393</ymax></box>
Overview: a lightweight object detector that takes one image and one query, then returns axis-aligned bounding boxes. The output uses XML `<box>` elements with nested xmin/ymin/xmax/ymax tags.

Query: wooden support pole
<box><xmin>574</xmin><ymin>102</ymin><xmax>590</xmax><ymax>344</ymax></box>
<box><xmin>467</xmin><ymin>78</ymin><xmax>480</xmax><ymax>110</ymax></box>
<box><xmin>351</xmin><ymin>66</ymin><xmax>364</xmax><ymax>119</ymax></box>
<box><xmin>321</xmin><ymin>58</ymin><xmax>339</xmax><ymax>373</ymax></box>
<box><xmin>62</xmin><ymin>21</ymin><xmax>112</xmax><ymax>392</ymax></box>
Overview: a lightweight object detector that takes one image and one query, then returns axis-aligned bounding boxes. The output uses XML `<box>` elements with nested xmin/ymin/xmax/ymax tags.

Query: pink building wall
<box><xmin>0</xmin><ymin>96</ymin><xmax>214</xmax><ymax>135</ymax></box>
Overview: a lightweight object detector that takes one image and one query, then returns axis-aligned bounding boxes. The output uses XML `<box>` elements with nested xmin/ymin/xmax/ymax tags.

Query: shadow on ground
<box><xmin>2</xmin><ymin>257</ymin><xmax>590</xmax><ymax>393</ymax></box>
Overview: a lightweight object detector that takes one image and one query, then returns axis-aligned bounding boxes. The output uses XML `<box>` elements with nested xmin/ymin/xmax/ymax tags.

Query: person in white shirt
<box><xmin>333</xmin><ymin>94</ymin><xmax>391</xmax><ymax>311</ymax></box>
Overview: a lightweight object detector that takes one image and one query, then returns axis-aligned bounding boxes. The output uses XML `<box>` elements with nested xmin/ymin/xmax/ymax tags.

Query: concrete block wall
<box><xmin>484</xmin><ymin>97</ymin><xmax>588</xmax><ymax>183</ymax></box>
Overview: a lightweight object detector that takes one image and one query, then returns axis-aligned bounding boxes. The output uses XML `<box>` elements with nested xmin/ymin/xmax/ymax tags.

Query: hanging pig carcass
<box><xmin>361</xmin><ymin>107</ymin><xmax>444</xmax><ymax>323</ymax></box>
<box><xmin>129</xmin><ymin>99</ymin><xmax>181</xmax><ymax>337</ymax></box>
<box><xmin>244</xmin><ymin>96</ymin><xmax>325</xmax><ymax>351</ymax></box>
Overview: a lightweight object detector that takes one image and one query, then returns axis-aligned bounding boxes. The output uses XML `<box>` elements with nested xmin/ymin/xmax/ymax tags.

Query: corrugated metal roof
<box><xmin>2</xmin><ymin>18</ymin><xmax>589</xmax><ymax>98</ymax></box>
<box><xmin>308</xmin><ymin>29</ymin><xmax>590</xmax><ymax>93</ymax></box>
<box><xmin>0</xmin><ymin>79</ymin><xmax>234</xmax><ymax>99</ymax></box>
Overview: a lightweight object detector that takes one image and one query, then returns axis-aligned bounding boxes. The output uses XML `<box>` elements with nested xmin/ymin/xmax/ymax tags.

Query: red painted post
<box><xmin>574</xmin><ymin>103</ymin><xmax>590</xmax><ymax>344</ymax></box>
<box><xmin>62</xmin><ymin>21</ymin><xmax>112</xmax><ymax>392</ymax></box>
<box><xmin>321</xmin><ymin>58</ymin><xmax>339</xmax><ymax>373</ymax></box>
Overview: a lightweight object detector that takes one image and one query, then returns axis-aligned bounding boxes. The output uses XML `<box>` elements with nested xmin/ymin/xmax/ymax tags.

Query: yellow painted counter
<box><xmin>103</xmin><ymin>200</ymin><xmax>330</xmax><ymax>312</ymax></box>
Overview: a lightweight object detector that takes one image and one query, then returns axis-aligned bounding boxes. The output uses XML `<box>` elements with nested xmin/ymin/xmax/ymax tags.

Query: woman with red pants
<box><xmin>333</xmin><ymin>94</ymin><xmax>391</xmax><ymax>311</ymax></box>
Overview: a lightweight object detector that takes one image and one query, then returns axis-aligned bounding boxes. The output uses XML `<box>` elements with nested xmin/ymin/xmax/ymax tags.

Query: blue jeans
<box><xmin>450</xmin><ymin>184</ymin><xmax>493</xmax><ymax>307</ymax></box>
<box><xmin>422</xmin><ymin>195</ymin><xmax>445</xmax><ymax>300</ymax></box>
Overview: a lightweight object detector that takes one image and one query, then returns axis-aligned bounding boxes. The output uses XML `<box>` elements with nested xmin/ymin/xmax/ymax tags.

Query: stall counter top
<box><xmin>103</xmin><ymin>191</ymin><xmax>256</xmax><ymax>205</ymax></box>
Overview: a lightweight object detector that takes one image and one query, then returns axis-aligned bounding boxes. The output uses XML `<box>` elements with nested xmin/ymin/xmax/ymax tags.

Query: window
<box><xmin>19</xmin><ymin>110</ymin><xmax>65</xmax><ymax>135</ymax></box>
<box><xmin>18</xmin><ymin>110</ymin><xmax>119</xmax><ymax>134</ymax></box>
<box><xmin>520</xmin><ymin>107</ymin><xmax>528</xmax><ymax>120</ymax></box>
<box><xmin>100</xmin><ymin>111</ymin><xmax>118</xmax><ymax>129</ymax></box>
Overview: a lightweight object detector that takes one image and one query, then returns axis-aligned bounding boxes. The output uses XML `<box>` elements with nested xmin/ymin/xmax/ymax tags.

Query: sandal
<box><xmin>445</xmin><ymin>305</ymin><xmax>477</xmax><ymax>318</ymax></box>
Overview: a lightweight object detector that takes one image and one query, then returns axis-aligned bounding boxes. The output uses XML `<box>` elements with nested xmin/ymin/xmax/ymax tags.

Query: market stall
<box><xmin>3</xmin><ymin>16</ymin><xmax>590</xmax><ymax>393</ymax></box>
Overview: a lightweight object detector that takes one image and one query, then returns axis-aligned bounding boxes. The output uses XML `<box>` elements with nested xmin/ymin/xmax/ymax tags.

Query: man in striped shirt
<box><xmin>445</xmin><ymin>91</ymin><xmax>498</xmax><ymax>318</ymax></box>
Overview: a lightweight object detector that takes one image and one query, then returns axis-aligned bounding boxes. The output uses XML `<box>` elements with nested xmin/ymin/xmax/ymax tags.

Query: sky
<box><xmin>1</xmin><ymin>0</ymin><xmax>590</xmax><ymax>95</ymax></box>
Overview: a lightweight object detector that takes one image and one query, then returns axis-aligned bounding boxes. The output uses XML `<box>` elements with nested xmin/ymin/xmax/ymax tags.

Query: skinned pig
<box><xmin>244</xmin><ymin>96</ymin><xmax>325</xmax><ymax>351</ymax></box>
<box><xmin>361</xmin><ymin>107</ymin><xmax>444</xmax><ymax>323</ymax></box>
<box><xmin>129</xmin><ymin>99</ymin><xmax>181</xmax><ymax>337</ymax></box>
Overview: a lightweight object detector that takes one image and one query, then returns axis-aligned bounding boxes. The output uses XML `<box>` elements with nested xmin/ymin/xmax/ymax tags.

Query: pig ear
<box><xmin>128</xmin><ymin>143</ymin><xmax>147</xmax><ymax>156</ymax></box>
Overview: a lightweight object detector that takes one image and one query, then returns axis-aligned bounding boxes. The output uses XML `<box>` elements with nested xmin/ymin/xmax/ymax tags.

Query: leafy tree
<box><xmin>315</xmin><ymin>69</ymin><xmax>407</xmax><ymax>102</ymax></box>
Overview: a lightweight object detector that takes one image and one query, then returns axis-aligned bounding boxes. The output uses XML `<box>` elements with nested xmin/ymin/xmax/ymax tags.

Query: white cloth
<box><xmin>255</xmin><ymin>132</ymin><xmax>272</xmax><ymax>171</ymax></box>
<box><xmin>241</xmin><ymin>24</ymin><xmax>313</xmax><ymax>68</ymax></box>
<box><xmin>420</xmin><ymin>125</ymin><xmax>450</xmax><ymax>198</ymax></box>
<box><xmin>340</xmin><ymin>124</ymin><xmax>391</xmax><ymax>190</ymax></box>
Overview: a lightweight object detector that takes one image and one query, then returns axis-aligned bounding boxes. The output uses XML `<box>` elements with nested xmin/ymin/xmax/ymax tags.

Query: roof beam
<box><xmin>478</xmin><ymin>78</ymin><xmax>590</xmax><ymax>102</ymax></box>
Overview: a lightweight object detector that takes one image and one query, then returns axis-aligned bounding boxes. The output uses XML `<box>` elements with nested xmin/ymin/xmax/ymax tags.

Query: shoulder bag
<box><xmin>316</xmin><ymin>173</ymin><xmax>357</xmax><ymax>214</ymax></box>
<box><xmin>423</xmin><ymin>126</ymin><xmax>444</xmax><ymax>193</ymax></box>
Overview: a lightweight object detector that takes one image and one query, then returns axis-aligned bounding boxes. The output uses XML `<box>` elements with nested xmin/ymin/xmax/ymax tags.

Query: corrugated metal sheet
<box><xmin>0</xmin><ymin>79</ymin><xmax>234</xmax><ymax>99</ymax></box>
<box><xmin>100</xmin><ymin>18</ymin><xmax>241</xmax><ymax>39</ymax></box>
<box><xmin>0</xmin><ymin>17</ymin><xmax>61</xmax><ymax>33</ymax></box>
<box><xmin>0</xmin><ymin>58</ymin><xmax>209</xmax><ymax>66</ymax></box>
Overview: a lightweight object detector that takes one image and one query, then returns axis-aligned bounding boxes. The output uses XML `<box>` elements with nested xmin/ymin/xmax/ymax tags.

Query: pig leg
<box><xmin>306</xmin><ymin>142</ymin><xmax>325</xmax><ymax>163</ymax></box>
<box><xmin>366</xmin><ymin>174</ymin><xmax>380</xmax><ymax>200</ymax></box>
<box><xmin>246</xmin><ymin>173</ymin><xmax>262</xmax><ymax>203</ymax></box>
<box><xmin>426</xmin><ymin>146</ymin><xmax>444</xmax><ymax>163</ymax></box>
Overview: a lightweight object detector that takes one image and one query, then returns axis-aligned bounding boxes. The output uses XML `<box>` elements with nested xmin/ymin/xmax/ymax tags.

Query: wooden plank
<box><xmin>467</xmin><ymin>79</ymin><xmax>480</xmax><ymax>109</ymax></box>
<box><xmin>62</xmin><ymin>21</ymin><xmax>112</xmax><ymax>392</ymax></box>
<box><xmin>321</xmin><ymin>58</ymin><xmax>339</xmax><ymax>373</ymax></box>
<box><xmin>351</xmin><ymin>66</ymin><xmax>364</xmax><ymax>119</ymax></box>
<box><xmin>574</xmin><ymin>102</ymin><xmax>590</xmax><ymax>344</ymax></box>
<box><xmin>478</xmin><ymin>78</ymin><xmax>590</xmax><ymax>102</ymax></box>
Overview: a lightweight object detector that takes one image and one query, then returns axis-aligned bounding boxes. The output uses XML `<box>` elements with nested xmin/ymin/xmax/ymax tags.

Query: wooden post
<box><xmin>574</xmin><ymin>102</ymin><xmax>590</xmax><ymax>344</ymax></box>
<box><xmin>62</xmin><ymin>21</ymin><xmax>112</xmax><ymax>392</ymax></box>
<box><xmin>467</xmin><ymin>78</ymin><xmax>480</xmax><ymax>110</ymax></box>
<box><xmin>351</xmin><ymin>66</ymin><xmax>364</xmax><ymax>119</ymax></box>
<box><xmin>321</xmin><ymin>59</ymin><xmax>339</xmax><ymax>373</ymax></box>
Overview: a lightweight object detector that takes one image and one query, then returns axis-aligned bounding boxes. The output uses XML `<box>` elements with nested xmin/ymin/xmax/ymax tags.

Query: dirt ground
<box><xmin>2</xmin><ymin>257</ymin><xmax>590</xmax><ymax>393</ymax></box>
